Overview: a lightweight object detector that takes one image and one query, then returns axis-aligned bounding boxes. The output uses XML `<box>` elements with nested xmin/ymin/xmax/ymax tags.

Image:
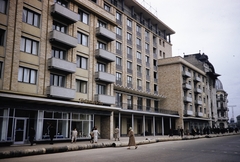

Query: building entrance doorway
<box><xmin>14</xmin><ymin>118</ymin><xmax>27</xmax><ymax>144</ymax></box>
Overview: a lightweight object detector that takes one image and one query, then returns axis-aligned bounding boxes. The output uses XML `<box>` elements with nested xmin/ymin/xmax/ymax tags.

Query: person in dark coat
<box><xmin>49</xmin><ymin>126</ymin><xmax>55</xmax><ymax>144</ymax></box>
<box><xmin>127</xmin><ymin>127</ymin><xmax>137</xmax><ymax>149</ymax></box>
<box><xmin>180</xmin><ymin>127</ymin><xmax>183</xmax><ymax>138</ymax></box>
<box><xmin>29</xmin><ymin>127</ymin><xmax>35</xmax><ymax>146</ymax></box>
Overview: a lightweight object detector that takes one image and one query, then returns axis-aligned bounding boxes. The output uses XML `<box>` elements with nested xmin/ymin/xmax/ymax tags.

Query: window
<box><xmin>0</xmin><ymin>0</ymin><xmax>7</xmax><ymax>14</ymax></box>
<box><xmin>104</xmin><ymin>3</ymin><xmax>110</xmax><ymax>12</ymax></box>
<box><xmin>96</xmin><ymin>84</ymin><xmax>106</xmax><ymax>94</ymax></box>
<box><xmin>136</xmin><ymin>25</ymin><xmax>141</xmax><ymax>33</ymax></box>
<box><xmin>137</xmin><ymin>79</ymin><xmax>142</xmax><ymax>87</ymax></box>
<box><xmin>145</xmin><ymin>43</ymin><xmax>149</xmax><ymax>50</ymax></box>
<box><xmin>116</xmin><ymin>27</ymin><xmax>122</xmax><ymax>36</ymax></box>
<box><xmin>116</xmin><ymin>41</ymin><xmax>122</xmax><ymax>51</ymax></box>
<box><xmin>127</xmin><ymin>32</ymin><xmax>132</xmax><ymax>41</ymax></box>
<box><xmin>146</xmin><ymin>82</ymin><xmax>150</xmax><ymax>90</ymax></box>
<box><xmin>78</xmin><ymin>9</ymin><xmax>89</xmax><ymax>24</ymax></box>
<box><xmin>146</xmin><ymin>99</ymin><xmax>151</xmax><ymax>110</ymax></box>
<box><xmin>137</xmin><ymin>65</ymin><xmax>141</xmax><ymax>73</ymax></box>
<box><xmin>127</xmin><ymin>75</ymin><xmax>132</xmax><ymax>84</ymax></box>
<box><xmin>127</xmin><ymin>19</ymin><xmax>132</xmax><ymax>27</ymax></box>
<box><xmin>127</xmin><ymin>95</ymin><xmax>133</xmax><ymax>108</ymax></box>
<box><xmin>98</xmin><ymin>20</ymin><xmax>106</xmax><ymax>28</ymax></box>
<box><xmin>137</xmin><ymin>38</ymin><xmax>141</xmax><ymax>46</ymax></box>
<box><xmin>97</xmin><ymin>41</ymin><xmax>107</xmax><ymax>50</ymax></box>
<box><xmin>154</xmin><ymin>72</ymin><xmax>157</xmax><ymax>79</ymax></box>
<box><xmin>54</xmin><ymin>0</ymin><xmax>68</xmax><ymax>7</ymax></box>
<box><xmin>127</xmin><ymin>61</ymin><xmax>132</xmax><ymax>70</ymax></box>
<box><xmin>116</xmin><ymin>57</ymin><xmax>122</xmax><ymax>66</ymax></box>
<box><xmin>18</xmin><ymin>67</ymin><xmax>37</xmax><ymax>84</ymax></box>
<box><xmin>76</xmin><ymin>79</ymin><xmax>87</xmax><ymax>93</ymax></box>
<box><xmin>137</xmin><ymin>97</ymin><xmax>142</xmax><ymax>109</ymax></box>
<box><xmin>91</xmin><ymin>0</ymin><xmax>97</xmax><ymax>3</ymax></box>
<box><xmin>145</xmin><ymin>55</ymin><xmax>150</xmax><ymax>63</ymax></box>
<box><xmin>146</xmin><ymin>68</ymin><xmax>150</xmax><ymax>76</ymax></box>
<box><xmin>154</xmin><ymin>100</ymin><xmax>159</xmax><ymax>109</ymax></box>
<box><xmin>51</xmin><ymin>47</ymin><xmax>66</xmax><ymax>59</ymax></box>
<box><xmin>116</xmin><ymin>12</ymin><xmax>121</xmax><ymax>21</ymax></box>
<box><xmin>154</xmin><ymin>84</ymin><xmax>158</xmax><ymax>92</ymax></box>
<box><xmin>127</xmin><ymin>47</ymin><xmax>132</xmax><ymax>55</ymax></box>
<box><xmin>0</xmin><ymin>29</ymin><xmax>5</xmax><ymax>46</ymax></box>
<box><xmin>52</xmin><ymin>21</ymin><xmax>66</xmax><ymax>33</ymax></box>
<box><xmin>50</xmin><ymin>73</ymin><xmax>65</xmax><ymax>87</ymax></box>
<box><xmin>76</xmin><ymin>55</ymin><xmax>88</xmax><ymax>69</ymax></box>
<box><xmin>145</xmin><ymin>30</ymin><xmax>149</xmax><ymax>38</ymax></box>
<box><xmin>137</xmin><ymin>52</ymin><xmax>141</xmax><ymax>60</ymax></box>
<box><xmin>153</xmin><ymin>59</ymin><xmax>157</xmax><ymax>66</ymax></box>
<box><xmin>20</xmin><ymin>37</ymin><xmax>39</xmax><ymax>55</ymax></box>
<box><xmin>77</xmin><ymin>32</ymin><xmax>88</xmax><ymax>46</ymax></box>
<box><xmin>116</xmin><ymin>93</ymin><xmax>122</xmax><ymax>107</ymax></box>
<box><xmin>22</xmin><ymin>8</ymin><xmax>40</xmax><ymax>27</ymax></box>
<box><xmin>96</xmin><ymin>62</ymin><xmax>106</xmax><ymax>72</ymax></box>
<box><xmin>0</xmin><ymin>62</ymin><xmax>2</xmax><ymax>78</ymax></box>
<box><xmin>116</xmin><ymin>72</ymin><xmax>122</xmax><ymax>81</ymax></box>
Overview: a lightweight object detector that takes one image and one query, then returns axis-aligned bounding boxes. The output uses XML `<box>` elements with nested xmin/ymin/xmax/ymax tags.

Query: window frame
<box><xmin>22</xmin><ymin>8</ymin><xmax>40</xmax><ymax>28</ymax></box>
<box><xmin>76</xmin><ymin>79</ymin><xmax>87</xmax><ymax>93</ymax></box>
<box><xmin>76</xmin><ymin>55</ymin><xmax>88</xmax><ymax>69</ymax></box>
<box><xmin>77</xmin><ymin>32</ymin><xmax>88</xmax><ymax>46</ymax></box>
<box><xmin>18</xmin><ymin>66</ymin><xmax>37</xmax><ymax>84</ymax></box>
<box><xmin>20</xmin><ymin>37</ymin><xmax>39</xmax><ymax>55</ymax></box>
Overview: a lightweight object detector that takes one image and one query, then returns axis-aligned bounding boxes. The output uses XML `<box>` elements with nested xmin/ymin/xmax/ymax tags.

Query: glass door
<box><xmin>14</xmin><ymin>118</ymin><xmax>27</xmax><ymax>144</ymax></box>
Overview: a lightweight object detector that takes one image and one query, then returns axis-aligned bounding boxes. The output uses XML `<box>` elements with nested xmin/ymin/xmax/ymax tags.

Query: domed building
<box><xmin>215</xmin><ymin>79</ymin><xmax>229</xmax><ymax>129</ymax></box>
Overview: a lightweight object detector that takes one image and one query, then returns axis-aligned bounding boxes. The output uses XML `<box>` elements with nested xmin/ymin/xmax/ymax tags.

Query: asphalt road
<box><xmin>3</xmin><ymin>134</ymin><xmax>240</xmax><ymax>162</ymax></box>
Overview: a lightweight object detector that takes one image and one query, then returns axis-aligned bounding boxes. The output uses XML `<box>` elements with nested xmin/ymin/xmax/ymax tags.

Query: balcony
<box><xmin>218</xmin><ymin>116</ymin><xmax>229</xmax><ymax>121</ymax></box>
<box><xmin>47</xmin><ymin>86</ymin><xmax>75</xmax><ymax>99</ymax></box>
<box><xmin>95</xmin><ymin>71</ymin><xmax>115</xmax><ymax>83</ymax></box>
<box><xmin>94</xmin><ymin>94</ymin><xmax>115</xmax><ymax>105</ymax></box>
<box><xmin>184</xmin><ymin>96</ymin><xmax>192</xmax><ymax>103</ymax></box>
<box><xmin>48</xmin><ymin>57</ymin><xmax>76</xmax><ymax>73</ymax></box>
<box><xmin>96</xmin><ymin>27</ymin><xmax>115</xmax><ymax>42</ymax></box>
<box><xmin>195</xmin><ymin>100</ymin><xmax>203</xmax><ymax>105</ymax></box>
<box><xmin>196</xmin><ymin>112</ymin><xmax>203</xmax><ymax>117</ymax></box>
<box><xmin>194</xmin><ymin>76</ymin><xmax>202</xmax><ymax>82</ymax></box>
<box><xmin>185</xmin><ymin>110</ymin><xmax>193</xmax><ymax>116</ymax></box>
<box><xmin>51</xmin><ymin>3</ymin><xmax>78</xmax><ymax>24</ymax></box>
<box><xmin>183</xmin><ymin>83</ymin><xmax>192</xmax><ymax>90</ymax></box>
<box><xmin>49</xmin><ymin>30</ymin><xmax>77</xmax><ymax>49</ymax></box>
<box><xmin>95</xmin><ymin>49</ymin><xmax>115</xmax><ymax>62</ymax></box>
<box><xmin>182</xmin><ymin>71</ymin><xmax>191</xmax><ymax>78</ymax></box>
<box><xmin>194</xmin><ymin>88</ymin><xmax>202</xmax><ymax>93</ymax></box>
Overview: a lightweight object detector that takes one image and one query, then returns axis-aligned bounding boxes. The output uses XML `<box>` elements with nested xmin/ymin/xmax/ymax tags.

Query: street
<box><xmin>3</xmin><ymin>134</ymin><xmax>240</xmax><ymax>162</ymax></box>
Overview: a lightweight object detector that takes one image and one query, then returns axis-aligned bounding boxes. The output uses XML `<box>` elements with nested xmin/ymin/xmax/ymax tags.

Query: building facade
<box><xmin>158</xmin><ymin>53</ymin><xmax>223</xmax><ymax>135</ymax></box>
<box><xmin>215</xmin><ymin>79</ymin><xmax>229</xmax><ymax>129</ymax></box>
<box><xmin>0</xmin><ymin>0</ymin><xmax>178</xmax><ymax>145</ymax></box>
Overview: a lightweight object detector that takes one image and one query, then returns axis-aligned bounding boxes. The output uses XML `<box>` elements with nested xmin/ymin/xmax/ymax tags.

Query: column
<box><xmin>169</xmin><ymin>117</ymin><xmax>172</xmax><ymax>129</ymax></box>
<box><xmin>132</xmin><ymin>114</ymin><xmax>134</xmax><ymax>130</ymax></box>
<box><xmin>153</xmin><ymin>116</ymin><xmax>155</xmax><ymax>136</ymax></box>
<box><xmin>143</xmin><ymin>115</ymin><xmax>145</xmax><ymax>136</ymax></box>
<box><xmin>118</xmin><ymin>112</ymin><xmax>121</xmax><ymax>137</ymax></box>
<box><xmin>162</xmin><ymin>117</ymin><xmax>164</xmax><ymax>135</ymax></box>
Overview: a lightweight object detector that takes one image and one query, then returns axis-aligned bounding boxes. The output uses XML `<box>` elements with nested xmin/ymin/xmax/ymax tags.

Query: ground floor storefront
<box><xmin>183</xmin><ymin>118</ymin><xmax>211</xmax><ymax>135</ymax></box>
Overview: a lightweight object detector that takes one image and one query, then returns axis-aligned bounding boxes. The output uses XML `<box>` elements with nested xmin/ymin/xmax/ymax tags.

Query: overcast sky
<box><xmin>137</xmin><ymin>0</ymin><xmax>240</xmax><ymax>121</ymax></box>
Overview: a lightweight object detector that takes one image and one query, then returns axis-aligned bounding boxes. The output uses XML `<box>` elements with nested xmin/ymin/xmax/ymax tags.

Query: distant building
<box><xmin>215</xmin><ymin>79</ymin><xmax>229</xmax><ymax>128</ymax></box>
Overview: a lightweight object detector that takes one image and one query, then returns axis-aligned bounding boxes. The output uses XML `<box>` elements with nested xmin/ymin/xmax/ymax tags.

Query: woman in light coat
<box><xmin>127</xmin><ymin>127</ymin><xmax>137</xmax><ymax>149</ymax></box>
<box><xmin>93</xmin><ymin>127</ymin><xmax>100</xmax><ymax>143</ymax></box>
<box><xmin>71</xmin><ymin>128</ymin><xmax>78</xmax><ymax>143</ymax></box>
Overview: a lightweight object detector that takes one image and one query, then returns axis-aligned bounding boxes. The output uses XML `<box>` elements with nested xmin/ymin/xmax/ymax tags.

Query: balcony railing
<box><xmin>95</xmin><ymin>94</ymin><xmax>115</xmax><ymax>105</ymax></box>
<box><xmin>116</xmin><ymin>103</ymin><xmax>179</xmax><ymax>115</ymax></box>
<box><xmin>182</xmin><ymin>71</ymin><xmax>191</xmax><ymax>78</ymax></box>
<box><xmin>95</xmin><ymin>49</ymin><xmax>115</xmax><ymax>62</ymax></box>
<box><xmin>48</xmin><ymin>57</ymin><xmax>76</xmax><ymax>73</ymax></box>
<box><xmin>47</xmin><ymin>86</ymin><xmax>75</xmax><ymax>99</ymax></box>
<box><xmin>183</xmin><ymin>83</ymin><xmax>192</xmax><ymax>90</ymax></box>
<box><xmin>51</xmin><ymin>3</ymin><xmax>78</xmax><ymax>24</ymax></box>
<box><xmin>95</xmin><ymin>71</ymin><xmax>115</xmax><ymax>83</ymax></box>
<box><xmin>184</xmin><ymin>96</ymin><xmax>192</xmax><ymax>103</ymax></box>
<box><xmin>96</xmin><ymin>27</ymin><xmax>115</xmax><ymax>42</ymax></box>
<box><xmin>49</xmin><ymin>30</ymin><xmax>77</xmax><ymax>48</ymax></box>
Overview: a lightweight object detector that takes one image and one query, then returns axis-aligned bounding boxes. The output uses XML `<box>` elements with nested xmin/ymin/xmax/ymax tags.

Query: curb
<box><xmin>0</xmin><ymin>133</ymin><xmax>239</xmax><ymax>159</ymax></box>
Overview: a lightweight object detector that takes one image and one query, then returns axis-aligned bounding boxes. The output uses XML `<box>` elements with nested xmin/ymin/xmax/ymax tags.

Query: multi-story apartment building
<box><xmin>0</xmin><ymin>0</ymin><xmax>177</xmax><ymax>145</ymax></box>
<box><xmin>158</xmin><ymin>53</ymin><xmax>221</xmax><ymax>134</ymax></box>
<box><xmin>215</xmin><ymin>79</ymin><xmax>229</xmax><ymax>129</ymax></box>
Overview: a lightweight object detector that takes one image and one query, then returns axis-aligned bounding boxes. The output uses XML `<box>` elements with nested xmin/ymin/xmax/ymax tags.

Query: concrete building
<box><xmin>215</xmin><ymin>78</ymin><xmax>229</xmax><ymax>129</ymax></box>
<box><xmin>0</xmin><ymin>0</ymin><xmax>177</xmax><ymax>145</ymax></box>
<box><xmin>158</xmin><ymin>53</ymin><xmax>221</xmax><ymax>134</ymax></box>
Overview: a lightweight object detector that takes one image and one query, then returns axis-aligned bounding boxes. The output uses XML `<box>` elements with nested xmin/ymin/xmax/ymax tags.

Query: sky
<box><xmin>137</xmin><ymin>0</ymin><xmax>240</xmax><ymax>122</ymax></box>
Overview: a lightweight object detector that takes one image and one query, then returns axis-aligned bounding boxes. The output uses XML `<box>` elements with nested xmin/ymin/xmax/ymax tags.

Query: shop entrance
<box><xmin>14</xmin><ymin>118</ymin><xmax>27</xmax><ymax>144</ymax></box>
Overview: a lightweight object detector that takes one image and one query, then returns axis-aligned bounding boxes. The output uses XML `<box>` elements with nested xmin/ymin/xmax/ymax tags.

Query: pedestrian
<box><xmin>49</xmin><ymin>125</ymin><xmax>55</xmax><ymax>144</ymax></box>
<box><xmin>114</xmin><ymin>126</ymin><xmax>120</xmax><ymax>141</ymax></box>
<box><xmin>180</xmin><ymin>127</ymin><xmax>183</xmax><ymax>138</ymax></box>
<box><xmin>29</xmin><ymin>127</ymin><xmax>35</xmax><ymax>146</ymax></box>
<box><xmin>127</xmin><ymin>127</ymin><xmax>137</xmax><ymax>149</ymax></box>
<box><xmin>71</xmin><ymin>128</ymin><xmax>78</xmax><ymax>143</ymax></box>
<box><xmin>89</xmin><ymin>128</ymin><xmax>94</xmax><ymax>143</ymax></box>
<box><xmin>93</xmin><ymin>127</ymin><xmax>100</xmax><ymax>143</ymax></box>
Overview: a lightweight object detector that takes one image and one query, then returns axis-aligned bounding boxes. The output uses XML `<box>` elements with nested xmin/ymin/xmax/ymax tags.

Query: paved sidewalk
<box><xmin>0</xmin><ymin>133</ymin><xmax>239</xmax><ymax>159</ymax></box>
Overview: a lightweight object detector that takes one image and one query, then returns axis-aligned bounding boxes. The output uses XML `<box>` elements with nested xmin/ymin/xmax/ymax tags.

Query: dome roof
<box><xmin>215</xmin><ymin>78</ymin><xmax>223</xmax><ymax>90</ymax></box>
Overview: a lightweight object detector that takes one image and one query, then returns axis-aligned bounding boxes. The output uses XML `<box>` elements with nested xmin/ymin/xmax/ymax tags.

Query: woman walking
<box><xmin>127</xmin><ymin>127</ymin><xmax>137</xmax><ymax>149</ymax></box>
<box><xmin>93</xmin><ymin>127</ymin><xmax>100</xmax><ymax>143</ymax></box>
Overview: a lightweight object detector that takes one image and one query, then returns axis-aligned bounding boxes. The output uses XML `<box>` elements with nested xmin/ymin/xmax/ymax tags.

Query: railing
<box><xmin>115</xmin><ymin>103</ymin><xmax>179</xmax><ymax>115</ymax></box>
